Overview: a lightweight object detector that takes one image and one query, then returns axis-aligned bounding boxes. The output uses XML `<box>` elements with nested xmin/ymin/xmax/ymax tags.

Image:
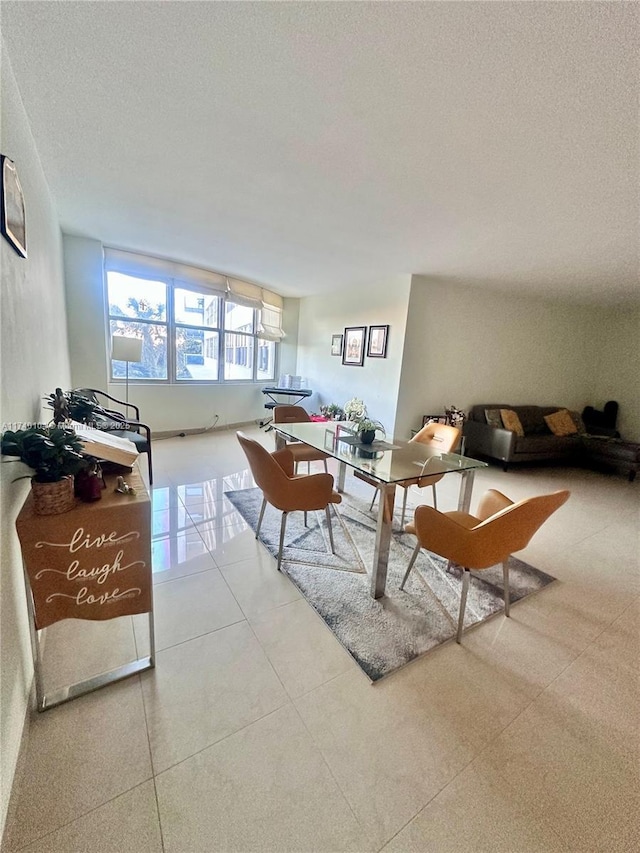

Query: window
<box><xmin>105</xmin><ymin>257</ymin><xmax>281</xmax><ymax>383</ymax></box>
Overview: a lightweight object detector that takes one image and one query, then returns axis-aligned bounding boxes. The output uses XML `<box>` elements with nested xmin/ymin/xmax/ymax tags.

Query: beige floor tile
<box><xmin>156</xmin><ymin>704</ymin><xmax>373</xmax><ymax>853</ymax></box>
<box><xmin>134</xmin><ymin>566</ymin><xmax>244</xmax><ymax>653</ymax></box>
<box><xmin>249</xmin><ymin>598</ymin><xmax>354</xmax><ymax>696</ymax></box>
<box><xmin>140</xmin><ymin>621</ymin><xmax>288</xmax><ymax>773</ymax></box>
<box><xmin>382</xmin><ymin>755</ymin><xmax>567</xmax><ymax>852</ymax></box>
<box><xmin>483</xmin><ymin>655</ymin><xmax>640</xmax><ymax>852</ymax></box>
<box><xmin>40</xmin><ymin>615</ymin><xmax>137</xmax><ymax>693</ymax></box>
<box><xmin>218</xmin><ymin>550</ymin><xmax>301</xmax><ymax>616</ymax></box>
<box><xmin>5</xmin><ymin>679</ymin><xmax>152</xmax><ymax>850</ymax></box>
<box><xmin>294</xmin><ymin>649</ymin><xmax>531</xmax><ymax>848</ymax></box>
<box><xmin>16</xmin><ymin>780</ymin><xmax>162</xmax><ymax>853</ymax></box>
<box><xmin>197</xmin><ymin>524</ymin><xmax>272</xmax><ymax>566</ymax></box>
<box><xmin>150</xmin><ymin>529</ymin><xmax>213</xmax><ymax>584</ymax></box>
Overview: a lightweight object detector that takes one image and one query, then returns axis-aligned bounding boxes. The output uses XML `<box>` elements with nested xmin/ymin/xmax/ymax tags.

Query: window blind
<box><xmin>104</xmin><ymin>248</ymin><xmax>227</xmax><ymax>294</ymax></box>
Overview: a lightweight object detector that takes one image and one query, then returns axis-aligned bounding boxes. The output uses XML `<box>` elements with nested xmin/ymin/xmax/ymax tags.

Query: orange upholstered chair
<box><xmin>272</xmin><ymin>405</ymin><xmax>330</xmax><ymax>474</ymax></box>
<box><xmin>400</xmin><ymin>488</ymin><xmax>570</xmax><ymax>642</ymax></box>
<box><xmin>356</xmin><ymin>421</ymin><xmax>460</xmax><ymax>526</ymax></box>
<box><xmin>237</xmin><ymin>431</ymin><xmax>341</xmax><ymax>571</ymax></box>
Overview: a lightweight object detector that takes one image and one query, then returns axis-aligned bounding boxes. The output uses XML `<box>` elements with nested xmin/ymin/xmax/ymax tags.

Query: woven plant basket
<box><xmin>31</xmin><ymin>476</ymin><xmax>75</xmax><ymax>516</ymax></box>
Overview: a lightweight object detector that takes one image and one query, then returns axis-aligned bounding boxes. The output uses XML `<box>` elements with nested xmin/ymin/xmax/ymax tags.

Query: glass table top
<box><xmin>275</xmin><ymin>421</ymin><xmax>487</xmax><ymax>485</ymax></box>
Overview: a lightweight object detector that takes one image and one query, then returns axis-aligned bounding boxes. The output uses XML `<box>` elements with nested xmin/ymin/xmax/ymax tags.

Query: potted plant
<box><xmin>356</xmin><ymin>418</ymin><xmax>385</xmax><ymax>445</ymax></box>
<box><xmin>1</xmin><ymin>425</ymin><xmax>88</xmax><ymax>515</ymax></box>
<box><xmin>44</xmin><ymin>389</ymin><xmax>102</xmax><ymax>426</ymax></box>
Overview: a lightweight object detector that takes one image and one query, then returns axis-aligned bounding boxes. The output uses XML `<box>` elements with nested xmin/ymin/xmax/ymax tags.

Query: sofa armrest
<box><xmin>463</xmin><ymin>420</ymin><xmax>515</xmax><ymax>464</ymax></box>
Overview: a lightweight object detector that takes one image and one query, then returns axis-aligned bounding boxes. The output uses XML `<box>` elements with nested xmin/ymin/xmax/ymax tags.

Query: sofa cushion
<box><xmin>568</xmin><ymin>410</ymin><xmax>587</xmax><ymax>435</ymax></box>
<box><xmin>544</xmin><ymin>409</ymin><xmax>578</xmax><ymax>437</ymax></box>
<box><xmin>500</xmin><ymin>409</ymin><xmax>524</xmax><ymax>436</ymax></box>
<box><xmin>512</xmin><ymin>406</ymin><xmax>551</xmax><ymax>435</ymax></box>
<box><xmin>484</xmin><ymin>408</ymin><xmax>504</xmax><ymax>429</ymax></box>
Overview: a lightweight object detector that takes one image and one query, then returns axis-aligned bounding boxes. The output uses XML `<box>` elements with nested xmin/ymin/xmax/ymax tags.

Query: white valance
<box><xmin>226</xmin><ymin>277</ymin><xmax>263</xmax><ymax>309</ymax></box>
<box><xmin>104</xmin><ymin>248</ymin><xmax>227</xmax><ymax>294</ymax></box>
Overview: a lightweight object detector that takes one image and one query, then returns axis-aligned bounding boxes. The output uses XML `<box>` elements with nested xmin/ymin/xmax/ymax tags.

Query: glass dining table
<box><xmin>273</xmin><ymin>421</ymin><xmax>488</xmax><ymax>599</ymax></box>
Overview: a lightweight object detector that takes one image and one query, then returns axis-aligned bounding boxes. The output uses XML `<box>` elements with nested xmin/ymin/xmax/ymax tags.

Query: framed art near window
<box><xmin>367</xmin><ymin>324</ymin><xmax>389</xmax><ymax>358</ymax></box>
<box><xmin>331</xmin><ymin>334</ymin><xmax>343</xmax><ymax>356</ymax></box>
<box><xmin>1</xmin><ymin>155</ymin><xmax>27</xmax><ymax>258</ymax></box>
<box><xmin>342</xmin><ymin>326</ymin><xmax>366</xmax><ymax>366</ymax></box>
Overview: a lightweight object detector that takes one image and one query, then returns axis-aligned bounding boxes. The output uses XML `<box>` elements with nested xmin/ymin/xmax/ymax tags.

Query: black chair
<box><xmin>73</xmin><ymin>388</ymin><xmax>153</xmax><ymax>483</ymax></box>
<box><xmin>582</xmin><ymin>401</ymin><xmax>620</xmax><ymax>438</ymax></box>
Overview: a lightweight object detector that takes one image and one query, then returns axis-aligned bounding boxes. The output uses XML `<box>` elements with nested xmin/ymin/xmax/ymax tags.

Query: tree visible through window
<box><xmin>106</xmin><ymin>272</ymin><xmax>276</xmax><ymax>383</ymax></box>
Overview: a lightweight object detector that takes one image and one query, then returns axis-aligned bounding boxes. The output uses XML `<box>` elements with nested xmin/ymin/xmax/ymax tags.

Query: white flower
<box><xmin>343</xmin><ymin>398</ymin><xmax>367</xmax><ymax>421</ymax></box>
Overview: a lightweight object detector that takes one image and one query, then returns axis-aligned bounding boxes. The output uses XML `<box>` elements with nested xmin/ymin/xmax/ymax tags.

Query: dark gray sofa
<box><xmin>464</xmin><ymin>404</ymin><xmax>582</xmax><ymax>470</ymax></box>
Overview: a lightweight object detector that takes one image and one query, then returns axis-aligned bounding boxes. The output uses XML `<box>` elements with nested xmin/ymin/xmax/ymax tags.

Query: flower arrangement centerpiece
<box><xmin>343</xmin><ymin>397</ymin><xmax>367</xmax><ymax>422</ymax></box>
<box><xmin>343</xmin><ymin>398</ymin><xmax>385</xmax><ymax>444</ymax></box>
<box><xmin>445</xmin><ymin>405</ymin><xmax>466</xmax><ymax>428</ymax></box>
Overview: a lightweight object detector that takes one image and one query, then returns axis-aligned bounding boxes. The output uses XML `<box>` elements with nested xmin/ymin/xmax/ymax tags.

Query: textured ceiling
<box><xmin>1</xmin><ymin>1</ymin><xmax>638</xmax><ymax>302</ymax></box>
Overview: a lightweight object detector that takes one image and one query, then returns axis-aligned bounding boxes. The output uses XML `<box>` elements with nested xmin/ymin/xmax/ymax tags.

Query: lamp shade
<box><xmin>111</xmin><ymin>335</ymin><xmax>143</xmax><ymax>363</ymax></box>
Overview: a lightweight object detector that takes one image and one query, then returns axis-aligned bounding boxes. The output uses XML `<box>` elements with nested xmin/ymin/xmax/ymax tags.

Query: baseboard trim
<box><xmin>153</xmin><ymin>421</ymin><xmax>258</xmax><ymax>440</ymax></box>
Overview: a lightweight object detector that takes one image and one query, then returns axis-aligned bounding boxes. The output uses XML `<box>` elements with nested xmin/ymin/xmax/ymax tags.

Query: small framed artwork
<box><xmin>342</xmin><ymin>326</ymin><xmax>366</xmax><ymax>366</ymax></box>
<box><xmin>331</xmin><ymin>334</ymin><xmax>343</xmax><ymax>356</ymax></box>
<box><xmin>1</xmin><ymin>155</ymin><xmax>27</xmax><ymax>258</ymax></box>
<box><xmin>367</xmin><ymin>324</ymin><xmax>389</xmax><ymax>358</ymax></box>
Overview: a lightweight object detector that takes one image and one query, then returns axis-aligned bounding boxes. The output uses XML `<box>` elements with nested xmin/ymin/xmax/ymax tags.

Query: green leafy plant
<box><xmin>357</xmin><ymin>418</ymin><xmax>385</xmax><ymax>434</ymax></box>
<box><xmin>320</xmin><ymin>403</ymin><xmax>345</xmax><ymax>419</ymax></box>
<box><xmin>1</xmin><ymin>426</ymin><xmax>88</xmax><ymax>482</ymax></box>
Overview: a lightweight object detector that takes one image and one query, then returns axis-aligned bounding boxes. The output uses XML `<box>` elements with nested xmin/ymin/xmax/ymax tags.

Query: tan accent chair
<box><xmin>237</xmin><ymin>431</ymin><xmax>342</xmax><ymax>572</ymax></box>
<box><xmin>400</xmin><ymin>488</ymin><xmax>570</xmax><ymax>642</ymax></box>
<box><xmin>272</xmin><ymin>405</ymin><xmax>330</xmax><ymax>474</ymax></box>
<box><xmin>355</xmin><ymin>422</ymin><xmax>461</xmax><ymax>526</ymax></box>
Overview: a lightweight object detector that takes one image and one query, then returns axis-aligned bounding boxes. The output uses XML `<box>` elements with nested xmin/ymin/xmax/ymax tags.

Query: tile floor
<box><xmin>3</xmin><ymin>426</ymin><xmax>639</xmax><ymax>852</ymax></box>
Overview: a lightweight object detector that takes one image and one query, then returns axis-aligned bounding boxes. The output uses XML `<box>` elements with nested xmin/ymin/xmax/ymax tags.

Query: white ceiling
<box><xmin>2</xmin><ymin>1</ymin><xmax>638</xmax><ymax>303</ymax></box>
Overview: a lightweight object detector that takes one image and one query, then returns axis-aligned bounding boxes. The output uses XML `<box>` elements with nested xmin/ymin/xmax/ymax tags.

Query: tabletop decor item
<box><xmin>343</xmin><ymin>397</ymin><xmax>367</xmax><ymax>421</ymax></box>
<box><xmin>319</xmin><ymin>403</ymin><xmax>345</xmax><ymax>420</ymax></box>
<box><xmin>356</xmin><ymin>417</ymin><xmax>386</xmax><ymax>445</ymax></box>
<box><xmin>1</xmin><ymin>154</ymin><xmax>27</xmax><ymax>258</ymax></box>
<box><xmin>1</xmin><ymin>425</ymin><xmax>87</xmax><ymax>514</ymax></box>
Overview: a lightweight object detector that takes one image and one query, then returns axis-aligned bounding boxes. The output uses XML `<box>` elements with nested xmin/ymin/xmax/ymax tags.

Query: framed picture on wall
<box><xmin>367</xmin><ymin>324</ymin><xmax>389</xmax><ymax>358</ymax></box>
<box><xmin>342</xmin><ymin>326</ymin><xmax>366</xmax><ymax>366</ymax></box>
<box><xmin>1</xmin><ymin>155</ymin><xmax>27</xmax><ymax>258</ymax></box>
<box><xmin>331</xmin><ymin>334</ymin><xmax>343</xmax><ymax>356</ymax></box>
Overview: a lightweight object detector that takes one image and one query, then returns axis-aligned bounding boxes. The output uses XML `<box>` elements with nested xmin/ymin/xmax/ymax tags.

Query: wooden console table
<box><xmin>16</xmin><ymin>464</ymin><xmax>155</xmax><ymax>711</ymax></box>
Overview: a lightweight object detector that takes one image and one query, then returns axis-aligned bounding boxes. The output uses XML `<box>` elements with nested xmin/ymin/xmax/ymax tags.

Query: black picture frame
<box><xmin>1</xmin><ymin>155</ymin><xmax>27</xmax><ymax>258</ymax></box>
<box><xmin>367</xmin><ymin>324</ymin><xmax>389</xmax><ymax>358</ymax></box>
<box><xmin>342</xmin><ymin>326</ymin><xmax>366</xmax><ymax>366</ymax></box>
<box><xmin>331</xmin><ymin>334</ymin><xmax>343</xmax><ymax>356</ymax></box>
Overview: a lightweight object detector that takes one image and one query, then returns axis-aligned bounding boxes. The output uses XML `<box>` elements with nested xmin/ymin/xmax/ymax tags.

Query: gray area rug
<box><xmin>225</xmin><ymin>488</ymin><xmax>556</xmax><ymax>681</ymax></box>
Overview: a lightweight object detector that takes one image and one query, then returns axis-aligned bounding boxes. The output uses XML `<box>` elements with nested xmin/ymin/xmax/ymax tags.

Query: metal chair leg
<box><xmin>256</xmin><ymin>497</ymin><xmax>267</xmax><ymax>539</ymax></box>
<box><xmin>303</xmin><ymin>511</ymin><xmax>308</xmax><ymax>527</ymax></box>
<box><xmin>369</xmin><ymin>489</ymin><xmax>378</xmax><ymax>513</ymax></box>
<box><xmin>400</xmin><ymin>487</ymin><xmax>409</xmax><ymax>528</ymax></box>
<box><xmin>325</xmin><ymin>506</ymin><xmax>335</xmax><ymax>554</ymax></box>
<box><xmin>502</xmin><ymin>560</ymin><xmax>510</xmax><ymax>617</ymax></box>
<box><xmin>307</xmin><ymin>461</ymin><xmax>311</xmax><ymax>474</ymax></box>
<box><xmin>400</xmin><ymin>542</ymin><xmax>421</xmax><ymax>590</ymax></box>
<box><xmin>456</xmin><ymin>569</ymin><xmax>470</xmax><ymax>643</ymax></box>
<box><xmin>323</xmin><ymin>459</ymin><xmax>328</xmax><ymax>473</ymax></box>
<box><xmin>277</xmin><ymin>512</ymin><xmax>288</xmax><ymax>572</ymax></box>
<box><xmin>432</xmin><ymin>483</ymin><xmax>438</xmax><ymax>511</ymax></box>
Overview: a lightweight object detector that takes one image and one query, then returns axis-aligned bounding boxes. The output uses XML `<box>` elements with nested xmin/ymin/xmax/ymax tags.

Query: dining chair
<box><xmin>355</xmin><ymin>422</ymin><xmax>460</xmax><ymax>526</ymax></box>
<box><xmin>400</xmin><ymin>488</ymin><xmax>570</xmax><ymax>642</ymax></box>
<box><xmin>236</xmin><ymin>431</ymin><xmax>341</xmax><ymax>571</ymax></box>
<box><xmin>272</xmin><ymin>405</ymin><xmax>330</xmax><ymax>474</ymax></box>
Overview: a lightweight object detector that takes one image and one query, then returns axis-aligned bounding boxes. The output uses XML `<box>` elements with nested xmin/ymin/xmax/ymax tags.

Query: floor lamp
<box><xmin>111</xmin><ymin>335</ymin><xmax>143</xmax><ymax>405</ymax></box>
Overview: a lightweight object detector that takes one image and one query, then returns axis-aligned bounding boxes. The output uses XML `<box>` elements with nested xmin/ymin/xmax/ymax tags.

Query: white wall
<box><xmin>588</xmin><ymin>305</ymin><xmax>640</xmax><ymax>439</ymax></box>
<box><xmin>395</xmin><ymin>276</ymin><xmax>605</xmax><ymax>439</ymax></box>
<box><xmin>63</xmin><ymin>235</ymin><xmax>300</xmax><ymax>432</ymax></box>
<box><xmin>295</xmin><ymin>276</ymin><xmax>412</xmax><ymax>435</ymax></box>
<box><xmin>0</xmin><ymin>47</ymin><xmax>71</xmax><ymax>835</ymax></box>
